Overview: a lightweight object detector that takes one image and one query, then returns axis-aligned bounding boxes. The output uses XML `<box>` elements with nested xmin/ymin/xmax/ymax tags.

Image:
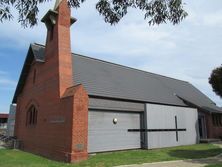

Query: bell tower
<box><xmin>41</xmin><ymin>0</ymin><xmax>76</xmax><ymax>97</ymax></box>
<box><xmin>40</xmin><ymin>0</ymin><xmax>89</xmax><ymax>162</ymax></box>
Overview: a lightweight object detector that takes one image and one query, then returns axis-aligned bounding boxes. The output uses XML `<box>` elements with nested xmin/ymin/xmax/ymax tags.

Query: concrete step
<box><xmin>200</xmin><ymin>138</ymin><xmax>221</xmax><ymax>143</ymax></box>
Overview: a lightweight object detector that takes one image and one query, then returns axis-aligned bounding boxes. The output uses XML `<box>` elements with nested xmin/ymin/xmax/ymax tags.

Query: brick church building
<box><xmin>13</xmin><ymin>0</ymin><xmax>222</xmax><ymax>163</ymax></box>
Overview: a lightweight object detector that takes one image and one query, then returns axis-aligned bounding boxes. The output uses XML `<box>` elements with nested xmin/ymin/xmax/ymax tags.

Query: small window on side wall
<box><xmin>33</xmin><ymin>69</ymin><xmax>36</xmax><ymax>84</ymax></box>
<box><xmin>212</xmin><ymin>114</ymin><xmax>222</xmax><ymax>127</ymax></box>
<box><xmin>26</xmin><ymin>105</ymin><xmax>38</xmax><ymax>126</ymax></box>
<box><xmin>50</xmin><ymin>25</ymin><xmax>54</xmax><ymax>41</ymax></box>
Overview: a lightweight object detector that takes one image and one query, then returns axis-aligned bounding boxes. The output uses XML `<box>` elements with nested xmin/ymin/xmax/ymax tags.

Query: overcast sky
<box><xmin>0</xmin><ymin>0</ymin><xmax>222</xmax><ymax>113</ymax></box>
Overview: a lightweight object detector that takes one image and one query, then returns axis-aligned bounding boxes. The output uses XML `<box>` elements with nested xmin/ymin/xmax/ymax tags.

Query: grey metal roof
<box><xmin>73</xmin><ymin>54</ymin><xmax>186</xmax><ymax>106</ymax></box>
<box><xmin>12</xmin><ymin>43</ymin><xmax>222</xmax><ymax>113</ymax></box>
<box><xmin>150</xmin><ymin>74</ymin><xmax>222</xmax><ymax>113</ymax></box>
<box><xmin>73</xmin><ymin>53</ymin><xmax>222</xmax><ymax>113</ymax></box>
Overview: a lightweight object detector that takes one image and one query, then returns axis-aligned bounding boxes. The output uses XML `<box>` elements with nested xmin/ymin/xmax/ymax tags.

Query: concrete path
<box><xmin>117</xmin><ymin>144</ymin><xmax>222</xmax><ymax>167</ymax></box>
<box><xmin>118</xmin><ymin>155</ymin><xmax>222</xmax><ymax>167</ymax></box>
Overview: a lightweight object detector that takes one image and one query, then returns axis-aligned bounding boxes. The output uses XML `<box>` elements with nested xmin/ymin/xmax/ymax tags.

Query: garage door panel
<box><xmin>88</xmin><ymin>111</ymin><xmax>141</xmax><ymax>153</ymax></box>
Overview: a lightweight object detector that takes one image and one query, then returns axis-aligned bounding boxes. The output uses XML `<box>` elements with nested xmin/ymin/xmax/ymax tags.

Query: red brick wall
<box><xmin>204</xmin><ymin>112</ymin><xmax>222</xmax><ymax>139</ymax></box>
<box><xmin>14</xmin><ymin>0</ymin><xmax>88</xmax><ymax>163</ymax></box>
<box><xmin>63</xmin><ymin>85</ymin><xmax>89</xmax><ymax>162</ymax></box>
<box><xmin>198</xmin><ymin>110</ymin><xmax>222</xmax><ymax>139</ymax></box>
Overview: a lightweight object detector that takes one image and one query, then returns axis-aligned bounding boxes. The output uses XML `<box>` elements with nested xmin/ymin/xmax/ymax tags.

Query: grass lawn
<box><xmin>0</xmin><ymin>144</ymin><xmax>221</xmax><ymax>167</ymax></box>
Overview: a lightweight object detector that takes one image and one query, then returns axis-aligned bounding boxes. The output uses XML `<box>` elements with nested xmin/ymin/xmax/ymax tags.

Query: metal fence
<box><xmin>0</xmin><ymin>123</ymin><xmax>7</xmax><ymax>129</ymax></box>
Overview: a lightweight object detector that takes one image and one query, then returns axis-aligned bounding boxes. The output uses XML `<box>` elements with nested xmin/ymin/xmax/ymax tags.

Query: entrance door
<box><xmin>198</xmin><ymin>115</ymin><xmax>207</xmax><ymax>139</ymax></box>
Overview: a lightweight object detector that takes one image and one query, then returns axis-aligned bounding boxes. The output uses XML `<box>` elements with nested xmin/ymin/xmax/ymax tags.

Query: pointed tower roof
<box><xmin>54</xmin><ymin>0</ymin><xmax>63</xmax><ymax>10</ymax></box>
<box><xmin>41</xmin><ymin>0</ymin><xmax>76</xmax><ymax>28</ymax></box>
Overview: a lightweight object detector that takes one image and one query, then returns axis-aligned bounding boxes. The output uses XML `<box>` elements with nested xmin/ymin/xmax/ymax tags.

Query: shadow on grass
<box><xmin>168</xmin><ymin>148</ymin><xmax>222</xmax><ymax>159</ymax></box>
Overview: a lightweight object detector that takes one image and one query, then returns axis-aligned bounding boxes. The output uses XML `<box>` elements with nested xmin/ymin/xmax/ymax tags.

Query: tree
<box><xmin>0</xmin><ymin>0</ymin><xmax>188</xmax><ymax>28</ymax></box>
<box><xmin>209</xmin><ymin>65</ymin><xmax>222</xmax><ymax>98</ymax></box>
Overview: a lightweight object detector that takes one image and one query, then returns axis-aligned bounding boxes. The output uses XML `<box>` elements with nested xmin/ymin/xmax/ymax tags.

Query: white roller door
<box><xmin>88</xmin><ymin>110</ymin><xmax>141</xmax><ymax>153</ymax></box>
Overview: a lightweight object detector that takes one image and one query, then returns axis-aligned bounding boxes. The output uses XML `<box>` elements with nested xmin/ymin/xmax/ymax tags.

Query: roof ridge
<box><xmin>32</xmin><ymin>42</ymin><xmax>189</xmax><ymax>84</ymax></box>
